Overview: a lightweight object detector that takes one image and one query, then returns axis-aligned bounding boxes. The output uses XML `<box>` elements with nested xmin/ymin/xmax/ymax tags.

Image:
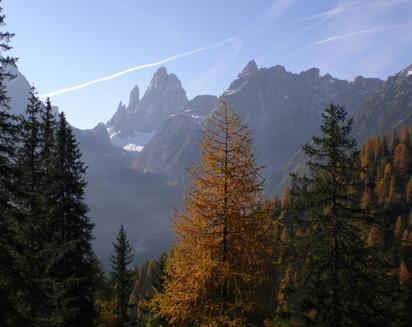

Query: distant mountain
<box><xmin>274</xmin><ymin>64</ymin><xmax>412</xmax><ymax>194</ymax></box>
<box><xmin>353</xmin><ymin>64</ymin><xmax>412</xmax><ymax>141</ymax></box>
<box><xmin>6</xmin><ymin>66</ymin><xmax>31</xmax><ymax>115</ymax></box>
<box><xmin>136</xmin><ymin>60</ymin><xmax>384</xmax><ymax>188</ymax></box>
<box><xmin>106</xmin><ymin>67</ymin><xmax>188</xmax><ymax>151</ymax></box>
<box><xmin>136</xmin><ymin>94</ymin><xmax>218</xmax><ymax>184</ymax></box>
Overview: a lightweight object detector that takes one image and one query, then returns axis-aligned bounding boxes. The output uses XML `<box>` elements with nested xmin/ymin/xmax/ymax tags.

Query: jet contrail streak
<box><xmin>40</xmin><ymin>38</ymin><xmax>235</xmax><ymax>99</ymax></box>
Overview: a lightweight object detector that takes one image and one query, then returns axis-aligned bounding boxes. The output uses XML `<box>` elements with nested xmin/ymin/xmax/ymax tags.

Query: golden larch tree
<box><xmin>366</xmin><ymin>224</ymin><xmax>385</xmax><ymax>248</ymax></box>
<box><xmin>399</xmin><ymin>125</ymin><xmax>410</xmax><ymax>146</ymax></box>
<box><xmin>395</xmin><ymin>216</ymin><xmax>404</xmax><ymax>239</ymax></box>
<box><xmin>394</xmin><ymin>143</ymin><xmax>410</xmax><ymax>175</ymax></box>
<box><xmin>280</xmin><ymin>186</ymin><xmax>290</xmax><ymax>208</ymax></box>
<box><xmin>152</xmin><ymin>99</ymin><xmax>275</xmax><ymax>326</ymax></box>
<box><xmin>399</xmin><ymin>261</ymin><xmax>410</xmax><ymax>286</ymax></box>
<box><xmin>388</xmin><ymin>175</ymin><xmax>398</xmax><ymax>204</ymax></box>
<box><xmin>360</xmin><ymin>185</ymin><xmax>373</xmax><ymax>209</ymax></box>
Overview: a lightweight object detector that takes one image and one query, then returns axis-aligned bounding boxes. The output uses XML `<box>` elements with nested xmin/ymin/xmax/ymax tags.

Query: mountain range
<box><xmin>7</xmin><ymin>60</ymin><xmax>412</xmax><ymax>266</ymax></box>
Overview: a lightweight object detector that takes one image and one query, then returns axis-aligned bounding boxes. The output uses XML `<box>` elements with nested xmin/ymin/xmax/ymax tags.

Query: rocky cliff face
<box><xmin>353</xmin><ymin>65</ymin><xmax>412</xmax><ymax>141</ymax></box>
<box><xmin>136</xmin><ymin>95</ymin><xmax>218</xmax><ymax>184</ymax></box>
<box><xmin>5</xmin><ymin>66</ymin><xmax>31</xmax><ymax>115</ymax></box>
<box><xmin>106</xmin><ymin>67</ymin><xmax>188</xmax><ymax>151</ymax></box>
<box><xmin>136</xmin><ymin>67</ymin><xmax>188</xmax><ymax>131</ymax></box>
<box><xmin>137</xmin><ymin>60</ymin><xmax>384</xmax><ymax>187</ymax></box>
<box><xmin>272</xmin><ymin>65</ymin><xmax>412</xmax><ymax>195</ymax></box>
<box><xmin>224</xmin><ymin>61</ymin><xmax>383</xmax><ymax>172</ymax></box>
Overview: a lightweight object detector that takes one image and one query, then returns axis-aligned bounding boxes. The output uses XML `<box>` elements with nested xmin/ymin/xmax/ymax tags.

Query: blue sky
<box><xmin>4</xmin><ymin>0</ymin><xmax>412</xmax><ymax>129</ymax></box>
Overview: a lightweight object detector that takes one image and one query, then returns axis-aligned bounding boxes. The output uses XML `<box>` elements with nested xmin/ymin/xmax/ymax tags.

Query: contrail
<box><xmin>40</xmin><ymin>38</ymin><xmax>235</xmax><ymax>99</ymax></box>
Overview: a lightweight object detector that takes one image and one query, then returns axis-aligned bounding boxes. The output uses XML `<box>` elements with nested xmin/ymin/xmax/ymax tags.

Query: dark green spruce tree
<box><xmin>286</xmin><ymin>105</ymin><xmax>403</xmax><ymax>326</ymax></box>
<box><xmin>38</xmin><ymin>97</ymin><xmax>63</xmax><ymax>326</ymax></box>
<box><xmin>14</xmin><ymin>88</ymin><xmax>52</xmax><ymax>326</ymax></box>
<box><xmin>0</xmin><ymin>2</ymin><xmax>19</xmax><ymax>325</ymax></box>
<box><xmin>48</xmin><ymin>112</ymin><xmax>96</xmax><ymax>327</ymax></box>
<box><xmin>39</xmin><ymin>98</ymin><xmax>56</xmax><ymax>174</ymax></box>
<box><xmin>110</xmin><ymin>224</ymin><xmax>134</xmax><ymax>327</ymax></box>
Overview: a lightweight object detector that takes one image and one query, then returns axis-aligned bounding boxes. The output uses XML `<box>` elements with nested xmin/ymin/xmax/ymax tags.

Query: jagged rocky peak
<box><xmin>270</xmin><ymin>64</ymin><xmax>287</xmax><ymax>76</ymax></box>
<box><xmin>239</xmin><ymin>60</ymin><xmax>258</xmax><ymax>77</ymax></box>
<box><xmin>353</xmin><ymin>75</ymin><xmax>384</xmax><ymax>90</ymax></box>
<box><xmin>127</xmin><ymin>85</ymin><xmax>140</xmax><ymax>111</ymax></box>
<box><xmin>147</xmin><ymin>66</ymin><xmax>183</xmax><ymax>91</ymax></box>
<box><xmin>354</xmin><ymin>62</ymin><xmax>412</xmax><ymax>141</ymax></box>
<box><xmin>300</xmin><ymin>67</ymin><xmax>320</xmax><ymax>79</ymax></box>
<box><xmin>5</xmin><ymin>66</ymin><xmax>31</xmax><ymax>116</ymax></box>
<box><xmin>118</xmin><ymin>101</ymin><xmax>126</xmax><ymax>111</ymax></box>
<box><xmin>93</xmin><ymin>122</ymin><xmax>110</xmax><ymax>137</ymax></box>
<box><xmin>149</xmin><ymin>66</ymin><xmax>168</xmax><ymax>88</ymax></box>
<box><xmin>107</xmin><ymin>102</ymin><xmax>126</xmax><ymax>126</ymax></box>
<box><xmin>75</xmin><ymin>122</ymin><xmax>112</xmax><ymax>150</ymax></box>
<box><xmin>136</xmin><ymin>66</ymin><xmax>188</xmax><ymax>131</ymax></box>
<box><xmin>399</xmin><ymin>64</ymin><xmax>412</xmax><ymax>77</ymax></box>
<box><xmin>106</xmin><ymin>66</ymin><xmax>188</xmax><ymax>150</ymax></box>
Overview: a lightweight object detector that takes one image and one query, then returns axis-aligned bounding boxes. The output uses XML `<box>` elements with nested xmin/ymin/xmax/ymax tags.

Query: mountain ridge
<box><xmin>134</xmin><ymin>60</ymin><xmax>385</xmax><ymax>189</ymax></box>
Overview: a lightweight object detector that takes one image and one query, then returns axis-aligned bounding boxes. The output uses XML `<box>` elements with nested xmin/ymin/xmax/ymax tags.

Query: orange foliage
<box><xmin>280</xmin><ymin>187</ymin><xmax>290</xmax><ymax>208</ymax></box>
<box><xmin>399</xmin><ymin>261</ymin><xmax>410</xmax><ymax>286</ymax></box>
<box><xmin>367</xmin><ymin>225</ymin><xmax>385</xmax><ymax>247</ymax></box>
<box><xmin>361</xmin><ymin>186</ymin><xmax>373</xmax><ymax>209</ymax></box>
<box><xmin>388</xmin><ymin>175</ymin><xmax>397</xmax><ymax>203</ymax></box>
<box><xmin>394</xmin><ymin>143</ymin><xmax>410</xmax><ymax>174</ymax></box>
<box><xmin>152</xmin><ymin>99</ymin><xmax>275</xmax><ymax>326</ymax></box>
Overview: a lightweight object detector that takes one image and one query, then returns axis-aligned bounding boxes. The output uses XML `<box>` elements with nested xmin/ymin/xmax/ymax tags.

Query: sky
<box><xmin>4</xmin><ymin>0</ymin><xmax>412</xmax><ymax>129</ymax></box>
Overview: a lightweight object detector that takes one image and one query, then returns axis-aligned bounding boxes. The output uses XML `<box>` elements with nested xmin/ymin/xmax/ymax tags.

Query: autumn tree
<box><xmin>394</xmin><ymin>143</ymin><xmax>410</xmax><ymax>175</ymax></box>
<box><xmin>399</xmin><ymin>125</ymin><xmax>410</xmax><ymax>146</ymax></box>
<box><xmin>152</xmin><ymin>99</ymin><xmax>275</xmax><ymax>326</ymax></box>
<box><xmin>361</xmin><ymin>185</ymin><xmax>373</xmax><ymax>209</ymax></box>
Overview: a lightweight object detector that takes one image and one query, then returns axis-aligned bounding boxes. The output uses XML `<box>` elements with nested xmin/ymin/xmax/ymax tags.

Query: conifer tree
<box><xmin>48</xmin><ymin>112</ymin><xmax>96</xmax><ymax>327</ymax></box>
<box><xmin>152</xmin><ymin>99</ymin><xmax>275</xmax><ymax>326</ymax></box>
<box><xmin>377</xmin><ymin>135</ymin><xmax>389</xmax><ymax>158</ymax></box>
<box><xmin>0</xmin><ymin>2</ymin><xmax>19</xmax><ymax>324</ymax></box>
<box><xmin>39</xmin><ymin>98</ymin><xmax>56</xmax><ymax>173</ymax></box>
<box><xmin>14</xmin><ymin>88</ymin><xmax>52</xmax><ymax>326</ymax></box>
<box><xmin>399</xmin><ymin>261</ymin><xmax>410</xmax><ymax>286</ymax></box>
<box><xmin>399</xmin><ymin>126</ymin><xmax>410</xmax><ymax>146</ymax></box>
<box><xmin>288</xmin><ymin>105</ymin><xmax>402</xmax><ymax>326</ymax></box>
<box><xmin>394</xmin><ymin>143</ymin><xmax>409</xmax><ymax>175</ymax></box>
<box><xmin>361</xmin><ymin>185</ymin><xmax>373</xmax><ymax>209</ymax></box>
<box><xmin>366</xmin><ymin>224</ymin><xmax>385</xmax><ymax>248</ymax></box>
<box><xmin>110</xmin><ymin>224</ymin><xmax>134</xmax><ymax>327</ymax></box>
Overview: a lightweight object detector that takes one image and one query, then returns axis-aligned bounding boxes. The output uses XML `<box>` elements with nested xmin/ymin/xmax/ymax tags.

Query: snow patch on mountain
<box><xmin>122</xmin><ymin>143</ymin><xmax>144</xmax><ymax>152</ymax></box>
<box><xmin>108</xmin><ymin>127</ymin><xmax>154</xmax><ymax>150</ymax></box>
